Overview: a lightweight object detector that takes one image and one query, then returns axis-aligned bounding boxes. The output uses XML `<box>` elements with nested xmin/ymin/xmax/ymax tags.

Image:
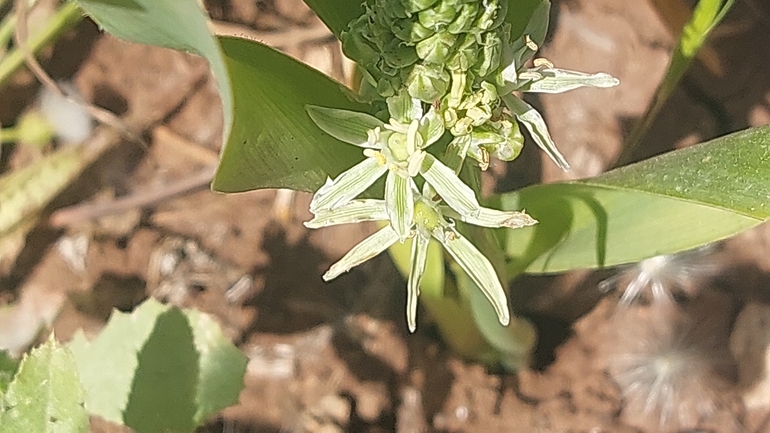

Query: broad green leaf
<box><xmin>212</xmin><ymin>37</ymin><xmax>370</xmax><ymax>193</ymax></box>
<box><xmin>123</xmin><ymin>309</ymin><xmax>198</xmax><ymax>433</ymax></box>
<box><xmin>502</xmin><ymin>125</ymin><xmax>770</xmax><ymax>274</ymax></box>
<box><xmin>73</xmin><ymin>0</ymin><xmax>233</xmax><ymax>143</ymax></box>
<box><xmin>619</xmin><ymin>0</ymin><xmax>735</xmax><ymax>164</ymax></box>
<box><xmin>0</xmin><ymin>337</ymin><xmax>88</xmax><ymax>433</ymax></box>
<box><xmin>68</xmin><ymin>299</ymin><xmax>247</xmax><ymax>433</ymax></box>
<box><xmin>506</xmin><ymin>0</ymin><xmax>550</xmax><ymax>47</ymax></box>
<box><xmin>186</xmin><ymin>310</ymin><xmax>249</xmax><ymax>424</ymax></box>
<box><xmin>302</xmin><ymin>0</ymin><xmax>364</xmax><ymax>39</ymax></box>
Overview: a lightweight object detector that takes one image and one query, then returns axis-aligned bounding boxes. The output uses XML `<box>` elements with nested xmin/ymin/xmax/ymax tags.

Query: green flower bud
<box><xmin>446</xmin><ymin>3</ymin><xmax>480</xmax><ymax>34</ymax></box>
<box><xmin>451</xmin><ymin>117</ymin><xmax>473</xmax><ymax>136</ymax></box>
<box><xmin>377</xmin><ymin>76</ymin><xmax>399</xmax><ymax>97</ymax></box>
<box><xmin>418</xmin><ymin>0</ymin><xmax>458</xmax><ymax>29</ymax></box>
<box><xmin>447</xmin><ymin>70</ymin><xmax>467</xmax><ymax>108</ymax></box>
<box><xmin>445</xmin><ymin>33</ymin><xmax>477</xmax><ymax>72</ymax></box>
<box><xmin>416</xmin><ymin>31</ymin><xmax>457</xmax><ymax>64</ymax></box>
<box><xmin>392</xmin><ymin>18</ymin><xmax>434</xmax><ymax>42</ymax></box>
<box><xmin>442</xmin><ymin>107</ymin><xmax>458</xmax><ymax>128</ymax></box>
<box><xmin>341</xmin><ymin>18</ymin><xmax>380</xmax><ymax>68</ymax></box>
<box><xmin>474</xmin><ymin>0</ymin><xmax>505</xmax><ymax>31</ymax></box>
<box><xmin>377</xmin><ymin>0</ymin><xmax>405</xmax><ymax>18</ymax></box>
<box><xmin>469</xmin><ymin>117</ymin><xmax>524</xmax><ymax>162</ymax></box>
<box><xmin>402</xmin><ymin>0</ymin><xmax>440</xmax><ymax>14</ymax></box>
<box><xmin>479</xmin><ymin>81</ymin><xmax>498</xmax><ymax>105</ymax></box>
<box><xmin>473</xmin><ymin>32</ymin><xmax>502</xmax><ymax>78</ymax></box>
<box><xmin>466</xmin><ymin>105</ymin><xmax>492</xmax><ymax>126</ymax></box>
<box><xmin>387</xmin><ymin>89</ymin><xmax>421</xmax><ymax>124</ymax></box>
<box><xmin>382</xmin><ymin>38</ymin><xmax>419</xmax><ymax>68</ymax></box>
<box><xmin>15</xmin><ymin>111</ymin><xmax>54</xmax><ymax>147</ymax></box>
<box><xmin>406</xmin><ymin>64</ymin><xmax>449</xmax><ymax>102</ymax></box>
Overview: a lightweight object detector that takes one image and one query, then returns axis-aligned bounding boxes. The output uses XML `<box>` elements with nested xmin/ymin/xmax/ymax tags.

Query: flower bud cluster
<box><xmin>342</xmin><ymin>0</ymin><xmax>511</xmax><ymax>105</ymax></box>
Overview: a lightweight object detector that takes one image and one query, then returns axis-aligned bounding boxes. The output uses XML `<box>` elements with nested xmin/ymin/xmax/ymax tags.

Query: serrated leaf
<box><xmin>68</xmin><ymin>299</ymin><xmax>165</xmax><ymax>424</ymax></box>
<box><xmin>186</xmin><ymin>310</ymin><xmax>248</xmax><ymax>424</ymax></box>
<box><xmin>68</xmin><ymin>299</ymin><xmax>247</xmax><ymax>433</ymax></box>
<box><xmin>123</xmin><ymin>309</ymin><xmax>198</xmax><ymax>433</ymax></box>
<box><xmin>502</xmin><ymin>125</ymin><xmax>770</xmax><ymax>274</ymax></box>
<box><xmin>0</xmin><ymin>351</ymin><xmax>19</xmax><ymax>395</ymax></box>
<box><xmin>0</xmin><ymin>337</ymin><xmax>88</xmax><ymax>433</ymax></box>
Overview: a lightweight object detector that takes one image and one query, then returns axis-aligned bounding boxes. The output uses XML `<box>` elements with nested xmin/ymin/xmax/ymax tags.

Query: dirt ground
<box><xmin>2</xmin><ymin>0</ymin><xmax>770</xmax><ymax>432</ymax></box>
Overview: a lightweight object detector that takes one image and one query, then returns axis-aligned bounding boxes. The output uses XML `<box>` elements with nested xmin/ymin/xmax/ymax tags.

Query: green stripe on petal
<box><xmin>434</xmin><ymin>229</ymin><xmax>510</xmax><ymax>326</ymax></box>
<box><xmin>310</xmin><ymin>157</ymin><xmax>388</xmax><ymax>213</ymax></box>
<box><xmin>503</xmin><ymin>94</ymin><xmax>570</xmax><ymax>171</ymax></box>
<box><xmin>440</xmin><ymin>205</ymin><xmax>537</xmax><ymax>229</ymax></box>
<box><xmin>305</xmin><ymin>199</ymin><xmax>388</xmax><ymax>228</ymax></box>
<box><xmin>306</xmin><ymin>105</ymin><xmax>385</xmax><ymax>149</ymax></box>
<box><xmin>420</xmin><ymin>106</ymin><xmax>445</xmax><ymax>148</ymax></box>
<box><xmin>323</xmin><ymin>226</ymin><xmax>400</xmax><ymax>281</ymax></box>
<box><xmin>386</xmin><ymin>171</ymin><xmax>415</xmax><ymax>241</ymax></box>
<box><xmin>517</xmin><ymin>69</ymin><xmax>619</xmax><ymax>94</ymax></box>
<box><xmin>407</xmin><ymin>233</ymin><xmax>430</xmax><ymax>333</ymax></box>
<box><xmin>420</xmin><ymin>154</ymin><xmax>480</xmax><ymax>217</ymax></box>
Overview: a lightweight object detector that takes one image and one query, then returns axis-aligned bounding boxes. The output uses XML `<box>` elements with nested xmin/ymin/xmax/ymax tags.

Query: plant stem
<box><xmin>0</xmin><ymin>126</ymin><xmax>19</xmax><ymax>142</ymax></box>
<box><xmin>0</xmin><ymin>0</ymin><xmax>83</xmax><ymax>90</ymax></box>
<box><xmin>0</xmin><ymin>12</ymin><xmax>17</xmax><ymax>52</ymax></box>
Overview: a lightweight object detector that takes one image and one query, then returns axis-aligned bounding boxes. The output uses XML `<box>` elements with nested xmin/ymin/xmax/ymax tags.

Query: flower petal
<box><xmin>310</xmin><ymin>157</ymin><xmax>388</xmax><ymax>213</ymax></box>
<box><xmin>306</xmin><ymin>105</ymin><xmax>384</xmax><ymax>149</ymax></box>
<box><xmin>434</xmin><ymin>229</ymin><xmax>510</xmax><ymax>326</ymax></box>
<box><xmin>419</xmin><ymin>153</ymin><xmax>480</xmax><ymax>217</ymax></box>
<box><xmin>502</xmin><ymin>94</ymin><xmax>570</xmax><ymax>171</ymax></box>
<box><xmin>440</xmin><ymin>205</ymin><xmax>537</xmax><ymax>229</ymax></box>
<box><xmin>386</xmin><ymin>171</ymin><xmax>415</xmax><ymax>242</ymax></box>
<box><xmin>407</xmin><ymin>233</ymin><xmax>430</xmax><ymax>332</ymax></box>
<box><xmin>420</xmin><ymin>106</ymin><xmax>445</xmax><ymax>148</ymax></box>
<box><xmin>323</xmin><ymin>226</ymin><xmax>400</xmax><ymax>281</ymax></box>
<box><xmin>386</xmin><ymin>90</ymin><xmax>422</xmax><ymax>124</ymax></box>
<box><xmin>516</xmin><ymin>68</ymin><xmax>619</xmax><ymax>94</ymax></box>
<box><xmin>305</xmin><ymin>199</ymin><xmax>388</xmax><ymax>228</ymax></box>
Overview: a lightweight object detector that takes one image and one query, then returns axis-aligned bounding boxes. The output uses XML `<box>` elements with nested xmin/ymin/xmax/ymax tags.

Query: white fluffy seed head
<box><xmin>603</xmin><ymin>295</ymin><xmax>737</xmax><ymax>431</ymax></box>
<box><xmin>38</xmin><ymin>83</ymin><xmax>94</xmax><ymax>144</ymax></box>
<box><xmin>600</xmin><ymin>245</ymin><xmax>720</xmax><ymax>307</ymax></box>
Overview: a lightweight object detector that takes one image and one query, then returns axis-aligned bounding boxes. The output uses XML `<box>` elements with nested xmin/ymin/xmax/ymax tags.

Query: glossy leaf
<box><xmin>0</xmin><ymin>337</ymin><xmax>88</xmax><ymax>433</ymax></box>
<box><xmin>212</xmin><ymin>37</ymin><xmax>370</xmax><ymax>193</ymax></box>
<box><xmin>502</xmin><ymin>125</ymin><xmax>770</xmax><ymax>274</ymax></box>
<box><xmin>68</xmin><ymin>299</ymin><xmax>247</xmax><ymax>433</ymax></box>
